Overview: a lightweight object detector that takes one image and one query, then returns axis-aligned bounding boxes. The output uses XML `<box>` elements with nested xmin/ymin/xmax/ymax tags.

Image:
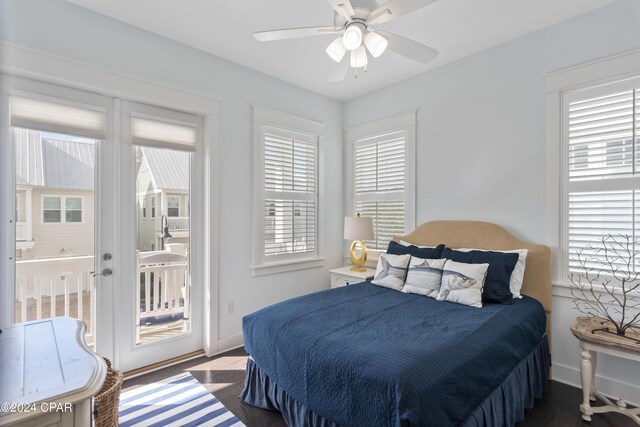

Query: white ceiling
<box><xmin>66</xmin><ymin>0</ymin><xmax>614</xmax><ymax>101</ymax></box>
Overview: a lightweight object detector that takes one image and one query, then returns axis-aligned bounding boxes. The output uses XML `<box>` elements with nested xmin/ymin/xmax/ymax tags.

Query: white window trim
<box><xmin>41</xmin><ymin>194</ymin><xmax>84</xmax><ymax>224</ymax></box>
<box><xmin>545</xmin><ymin>48</ymin><xmax>640</xmax><ymax>287</ymax></box>
<box><xmin>345</xmin><ymin>111</ymin><xmax>417</xmax><ymax>261</ymax></box>
<box><xmin>252</xmin><ymin>106</ymin><xmax>325</xmax><ymax>276</ymax></box>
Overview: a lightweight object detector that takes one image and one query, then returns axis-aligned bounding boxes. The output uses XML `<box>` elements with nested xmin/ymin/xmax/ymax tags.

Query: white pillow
<box><xmin>456</xmin><ymin>248</ymin><xmax>528</xmax><ymax>299</ymax></box>
<box><xmin>371</xmin><ymin>253</ymin><xmax>411</xmax><ymax>291</ymax></box>
<box><xmin>436</xmin><ymin>260</ymin><xmax>489</xmax><ymax>308</ymax></box>
<box><xmin>403</xmin><ymin>257</ymin><xmax>447</xmax><ymax>298</ymax></box>
<box><xmin>399</xmin><ymin>240</ymin><xmax>434</xmax><ymax>248</ymax></box>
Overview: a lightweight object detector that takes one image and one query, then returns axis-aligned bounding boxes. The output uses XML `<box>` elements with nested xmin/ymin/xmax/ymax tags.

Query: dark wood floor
<box><xmin>123</xmin><ymin>347</ymin><xmax>636</xmax><ymax>427</ymax></box>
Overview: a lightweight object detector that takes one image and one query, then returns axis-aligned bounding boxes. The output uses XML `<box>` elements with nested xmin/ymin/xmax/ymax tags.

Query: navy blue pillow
<box><xmin>387</xmin><ymin>241</ymin><xmax>445</xmax><ymax>259</ymax></box>
<box><xmin>441</xmin><ymin>248</ymin><xmax>519</xmax><ymax>304</ymax></box>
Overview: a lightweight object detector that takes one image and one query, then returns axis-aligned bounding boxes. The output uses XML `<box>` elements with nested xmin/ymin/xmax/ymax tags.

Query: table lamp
<box><xmin>344</xmin><ymin>213</ymin><xmax>375</xmax><ymax>272</ymax></box>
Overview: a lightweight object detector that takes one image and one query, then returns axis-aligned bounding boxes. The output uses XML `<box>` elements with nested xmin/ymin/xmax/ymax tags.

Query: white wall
<box><xmin>0</xmin><ymin>0</ymin><xmax>344</xmax><ymax>341</ymax></box>
<box><xmin>345</xmin><ymin>0</ymin><xmax>640</xmax><ymax>403</ymax></box>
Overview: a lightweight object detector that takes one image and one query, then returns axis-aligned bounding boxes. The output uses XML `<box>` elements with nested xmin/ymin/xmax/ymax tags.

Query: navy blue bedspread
<box><xmin>242</xmin><ymin>282</ymin><xmax>547</xmax><ymax>427</ymax></box>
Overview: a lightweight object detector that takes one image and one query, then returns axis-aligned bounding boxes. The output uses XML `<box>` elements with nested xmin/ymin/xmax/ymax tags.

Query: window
<box><xmin>167</xmin><ymin>196</ymin><xmax>180</xmax><ymax>217</ymax></box>
<box><xmin>42</xmin><ymin>196</ymin><xmax>83</xmax><ymax>224</ymax></box>
<box><xmin>252</xmin><ymin>107</ymin><xmax>324</xmax><ymax>275</ymax></box>
<box><xmin>347</xmin><ymin>112</ymin><xmax>416</xmax><ymax>251</ymax></box>
<box><xmin>65</xmin><ymin>197</ymin><xmax>82</xmax><ymax>222</ymax></box>
<box><xmin>43</xmin><ymin>197</ymin><xmax>62</xmax><ymax>223</ymax></box>
<box><xmin>563</xmin><ymin>80</ymin><xmax>640</xmax><ymax>276</ymax></box>
<box><xmin>142</xmin><ymin>197</ymin><xmax>147</xmax><ymax>218</ymax></box>
<box><xmin>151</xmin><ymin>196</ymin><xmax>156</xmax><ymax>218</ymax></box>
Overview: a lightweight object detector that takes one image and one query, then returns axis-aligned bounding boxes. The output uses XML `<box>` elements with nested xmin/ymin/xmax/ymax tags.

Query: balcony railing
<box><xmin>166</xmin><ymin>217</ymin><xmax>189</xmax><ymax>231</ymax></box>
<box><xmin>15</xmin><ymin>255</ymin><xmax>95</xmax><ymax>344</ymax></box>
<box><xmin>15</xmin><ymin>250</ymin><xmax>190</xmax><ymax>346</ymax></box>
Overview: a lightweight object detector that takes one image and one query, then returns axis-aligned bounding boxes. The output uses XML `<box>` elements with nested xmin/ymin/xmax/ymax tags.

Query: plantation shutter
<box><xmin>10</xmin><ymin>96</ymin><xmax>106</xmax><ymax>139</ymax></box>
<box><xmin>263</xmin><ymin>126</ymin><xmax>318</xmax><ymax>257</ymax></box>
<box><xmin>353</xmin><ymin>130</ymin><xmax>406</xmax><ymax>249</ymax></box>
<box><xmin>566</xmin><ymin>85</ymin><xmax>640</xmax><ymax>274</ymax></box>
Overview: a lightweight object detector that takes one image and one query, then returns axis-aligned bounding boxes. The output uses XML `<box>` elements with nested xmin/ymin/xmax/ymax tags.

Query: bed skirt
<box><xmin>240</xmin><ymin>336</ymin><xmax>551</xmax><ymax>427</ymax></box>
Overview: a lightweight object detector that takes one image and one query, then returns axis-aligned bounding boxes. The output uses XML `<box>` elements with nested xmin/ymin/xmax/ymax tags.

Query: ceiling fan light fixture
<box><xmin>342</xmin><ymin>24</ymin><xmax>363</xmax><ymax>50</ymax></box>
<box><xmin>364</xmin><ymin>31</ymin><xmax>388</xmax><ymax>58</ymax></box>
<box><xmin>350</xmin><ymin>45</ymin><xmax>368</xmax><ymax>68</ymax></box>
<box><xmin>326</xmin><ymin>36</ymin><xmax>347</xmax><ymax>63</ymax></box>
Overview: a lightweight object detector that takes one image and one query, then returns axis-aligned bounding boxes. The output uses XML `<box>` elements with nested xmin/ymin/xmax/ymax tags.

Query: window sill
<box><xmin>252</xmin><ymin>257</ymin><xmax>325</xmax><ymax>277</ymax></box>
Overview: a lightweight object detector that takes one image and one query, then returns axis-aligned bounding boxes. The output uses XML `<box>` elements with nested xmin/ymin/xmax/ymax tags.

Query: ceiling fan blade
<box><xmin>378</xmin><ymin>31</ymin><xmax>438</xmax><ymax>64</ymax></box>
<box><xmin>327</xmin><ymin>0</ymin><xmax>355</xmax><ymax>21</ymax></box>
<box><xmin>254</xmin><ymin>26</ymin><xmax>341</xmax><ymax>42</ymax></box>
<box><xmin>328</xmin><ymin>56</ymin><xmax>350</xmax><ymax>82</ymax></box>
<box><xmin>368</xmin><ymin>0</ymin><xmax>438</xmax><ymax>26</ymax></box>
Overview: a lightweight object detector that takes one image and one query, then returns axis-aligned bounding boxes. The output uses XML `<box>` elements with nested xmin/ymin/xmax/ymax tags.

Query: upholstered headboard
<box><xmin>395</xmin><ymin>220</ymin><xmax>552</xmax><ymax>342</ymax></box>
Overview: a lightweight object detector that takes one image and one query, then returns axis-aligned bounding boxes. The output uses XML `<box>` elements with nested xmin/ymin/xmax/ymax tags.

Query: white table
<box><xmin>0</xmin><ymin>317</ymin><xmax>107</xmax><ymax>427</ymax></box>
<box><xmin>329</xmin><ymin>266</ymin><xmax>375</xmax><ymax>288</ymax></box>
<box><xmin>571</xmin><ymin>317</ymin><xmax>640</xmax><ymax>425</ymax></box>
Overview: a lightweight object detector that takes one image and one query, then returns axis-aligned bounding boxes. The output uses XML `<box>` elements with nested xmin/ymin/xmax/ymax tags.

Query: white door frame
<box><xmin>0</xmin><ymin>44</ymin><xmax>221</xmax><ymax>365</ymax></box>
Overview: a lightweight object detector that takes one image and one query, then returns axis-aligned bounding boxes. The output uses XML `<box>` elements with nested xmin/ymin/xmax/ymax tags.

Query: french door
<box><xmin>2</xmin><ymin>78</ymin><xmax>204</xmax><ymax>372</ymax></box>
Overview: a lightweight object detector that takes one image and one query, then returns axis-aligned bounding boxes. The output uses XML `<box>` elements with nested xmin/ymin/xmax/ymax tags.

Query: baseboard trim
<box><xmin>212</xmin><ymin>333</ymin><xmax>244</xmax><ymax>356</ymax></box>
<box><xmin>552</xmin><ymin>361</ymin><xmax>640</xmax><ymax>406</ymax></box>
<box><xmin>124</xmin><ymin>350</ymin><xmax>205</xmax><ymax>379</ymax></box>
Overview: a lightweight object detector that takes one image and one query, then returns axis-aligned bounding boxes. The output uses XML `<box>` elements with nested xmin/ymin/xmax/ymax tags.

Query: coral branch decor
<box><xmin>569</xmin><ymin>234</ymin><xmax>640</xmax><ymax>340</ymax></box>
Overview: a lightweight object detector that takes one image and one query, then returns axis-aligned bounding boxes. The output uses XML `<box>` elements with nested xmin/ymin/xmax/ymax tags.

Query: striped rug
<box><xmin>119</xmin><ymin>372</ymin><xmax>245</xmax><ymax>427</ymax></box>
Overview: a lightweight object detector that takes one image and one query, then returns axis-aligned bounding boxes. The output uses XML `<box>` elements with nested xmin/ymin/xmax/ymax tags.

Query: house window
<box><xmin>252</xmin><ymin>108</ymin><xmax>324</xmax><ymax>275</ymax></box>
<box><xmin>347</xmin><ymin>112</ymin><xmax>416</xmax><ymax>251</ymax></box>
<box><xmin>151</xmin><ymin>196</ymin><xmax>156</xmax><ymax>218</ymax></box>
<box><xmin>167</xmin><ymin>196</ymin><xmax>180</xmax><ymax>217</ymax></box>
<box><xmin>43</xmin><ymin>196</ymin><xmax>62</xmax><ymax>223</ymax></box>
<box><xmin>42</xmin><ymin>196</ymin><xmax>82</xmax><ymax>223</ymax></box>
<box><xmin>142</xmin><ymin>197</ymin><xmax>147</xmax><ymax>218</ymax></box>
<box><xmin>65</xmin><ymin>197</ymin><xmax>82</xmax><ymax>222</ymax></box>
<box><xmin>564</xmin><ymin>83</ymin><xmax>639</xmax><ymax>276</ymax></box>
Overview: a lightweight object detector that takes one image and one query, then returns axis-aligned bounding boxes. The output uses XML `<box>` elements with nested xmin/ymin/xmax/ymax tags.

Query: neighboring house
<box><xmin>14</xmin><ymin>130</ymin><xmax>189</xmax><ymax>260</ymax></box>
<box><xmin>14</xmin><ymin>129</ymin><xmax>95</xmax><ymax>261</ymax></box>
<box><xmin>135</xmin><ymin>146</ymin><xmax>190</xmax><ymax>251</ymax></box>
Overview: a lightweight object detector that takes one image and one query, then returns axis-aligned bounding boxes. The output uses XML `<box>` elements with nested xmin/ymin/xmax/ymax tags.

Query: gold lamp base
<box><xmin>349</xmin><ymin>240</ymin><xmax>368</xmax><ymax>272</ymax></box>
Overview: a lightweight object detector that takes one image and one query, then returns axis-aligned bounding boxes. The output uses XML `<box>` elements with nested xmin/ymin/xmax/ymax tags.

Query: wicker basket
<box><xmin>94</xmin><ymin>357</ymin><xmax>124</xmax><ymax>427</ymax></box>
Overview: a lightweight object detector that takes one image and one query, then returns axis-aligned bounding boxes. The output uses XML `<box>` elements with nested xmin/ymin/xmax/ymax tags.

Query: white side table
<box><xmin>329</xmin><ymin>266</ymin><xmax>375</xmax><ymax>288</ymax></box>
<box><xmin>0</xmin><ymin>317</ymin><xmax>107</xmax><ymax>427</ymax></box>
<box><xmin>570</xmin><ymin>317</ymin><xmax>640</xmax><ymax>425</ymax></box>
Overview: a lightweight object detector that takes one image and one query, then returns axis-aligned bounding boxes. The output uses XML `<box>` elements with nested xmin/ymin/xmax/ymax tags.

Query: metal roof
<box><xmin>14</xmin><ymin>129</ymin><xmax>188</xmax><ymax>191</ymax></box>
<box><xmin>142</xmin><ymin>147</ymin><xmax>189</xmax><ymax>191</ymax></box>
<box><xmin>14</xmin><ymin>129</ymin><xmax>95</xmax><ymax>190</ymax></box>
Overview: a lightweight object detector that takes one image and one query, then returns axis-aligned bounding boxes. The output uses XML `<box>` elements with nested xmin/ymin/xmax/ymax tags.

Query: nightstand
<box><xmin>570</xmin><ymin>317</ymin><xmax>640</xmax><ymax>424</ymax></box>
<box><xmin>329</xmin><ymin>266</ymin><xmax>375</xmax><ymax>288</ymax></box>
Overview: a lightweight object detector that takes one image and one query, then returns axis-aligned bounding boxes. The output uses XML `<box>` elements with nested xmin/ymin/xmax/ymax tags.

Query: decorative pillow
<box><xmin>457</xmin><ymin>248</ymin><xmax>528</xmax><ymax>299</ymax></box>
<box><xmin>403</xmin><ymin>257</ymin><xmax>447</xmax><ymax>298</ymax></box>
<box><xmin>387</xmin><ymin>240</ymin><xmax>445</xmax><ymax>259</ymax></box>
<box><xmin>441</xmin><ymin>248</ymin><xmax>519</xmax><ymax>304</ymax></box>
<box><xmin>371</xmin><ymin>253</ymin><xmax>411</xmax><ymax>291</ymax></box>
<box><xmin>436</xmin><ymin>260</ymin><xmax>489</xmax><ymax>308</ymax></box>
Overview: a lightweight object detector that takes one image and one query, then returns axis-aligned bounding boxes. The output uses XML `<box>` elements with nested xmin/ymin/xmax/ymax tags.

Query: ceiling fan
<box><xmin>253</xmin><ymin>0</ymin><xmax>439</xmax><ymax>81</ymax></box>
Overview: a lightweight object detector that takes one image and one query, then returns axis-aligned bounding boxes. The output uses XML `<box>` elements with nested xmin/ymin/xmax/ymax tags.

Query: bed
<box><xmin>240</xmin><ymin>221</ymin><xmax>552</xmax><ymax>426</ymax></box>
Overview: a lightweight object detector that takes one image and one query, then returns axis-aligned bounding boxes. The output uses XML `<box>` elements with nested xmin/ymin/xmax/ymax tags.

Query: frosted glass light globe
<box><xmin>342</xmin><ymin>25</ymin><xmax>363</xmax><ymax>51</ymax></box>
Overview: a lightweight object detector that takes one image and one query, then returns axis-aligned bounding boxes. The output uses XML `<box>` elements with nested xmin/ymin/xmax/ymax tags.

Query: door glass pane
<box><xmin>14</xmin><ymin>128</ymin><xmax>97</xmax><ymax>347</ymax></box>
<box><xmin>135</xmin><ymin>146</ymin><xmax>191</xmax><ymax>345</ymax></box>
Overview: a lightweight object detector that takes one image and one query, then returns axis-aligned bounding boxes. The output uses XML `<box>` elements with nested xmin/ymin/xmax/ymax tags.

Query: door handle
<box><xmin>91</xmin><ymin>268</ymin><xmax>113</xmax><ymax>277</ymax></box>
